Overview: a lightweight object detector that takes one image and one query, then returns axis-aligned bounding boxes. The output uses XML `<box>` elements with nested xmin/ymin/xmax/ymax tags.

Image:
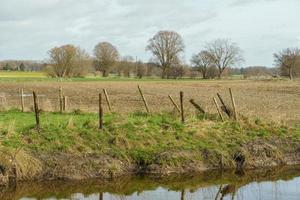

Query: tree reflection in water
<box><xmin>1</xmin><ymin>165</ymin><xmax>300</xmax><ymax>200</ymax></box>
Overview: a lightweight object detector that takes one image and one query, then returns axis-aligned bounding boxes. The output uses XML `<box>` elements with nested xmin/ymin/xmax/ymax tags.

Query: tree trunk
<box><xmin>289</xmin><ymin>67</ymin><xmax>293</xmax><ymax>80</ymax></box>
<box><xmin>161</xmin><ymin>68</ymin><xmax>166</xmax><ymax>79</ymax></box>
<box><xmin>218</xmin><ymin>67</ymin><xmax>223</xmax><ymax>79</ymax></box>
<box><xmin>102</xmin><ymin>70</ymin><xmax>108</xmax><ymax>77</ymax></box>
<box><xmin>202</xmin><ymin>70</ymin><xmax>207</xmax><ymax>79</ymax></box>
<box><xmin>218</xmin><ymin>72</ymin><xmax>222</xmax><ymax>79</ymax></box>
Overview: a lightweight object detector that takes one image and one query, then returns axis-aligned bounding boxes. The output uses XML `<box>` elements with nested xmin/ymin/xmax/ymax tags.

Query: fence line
<box><xmin>1</xmin><ymin>86</ymin><xmax>240</xmax><ymax>129</ymax></box>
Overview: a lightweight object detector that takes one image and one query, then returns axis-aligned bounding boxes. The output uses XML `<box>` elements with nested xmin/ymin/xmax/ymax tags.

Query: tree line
<box><xmin>45</xmin><ymin>30</ymin><xmax>245</xmax><ymax>79</ymax></box>
<box><xmin>0</xmin><ymin>60</ymin><xmax>44</xmax><ymax>72</ymax></box>
<box><xmin>1</xmin><ymin>30</ymin><xmax>300</xmax><ymax>80</ymax></box>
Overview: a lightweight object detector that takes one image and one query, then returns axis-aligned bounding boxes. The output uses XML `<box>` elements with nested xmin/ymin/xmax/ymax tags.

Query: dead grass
<box><xmin>0</xmin><ymin>79</ymin><xmax>299</xmax><ymax>125</ymax></box>
<box><xmin>0</xmin><ymin>147</ymin><xmax>42</xmax><ymax>180</ymax></box>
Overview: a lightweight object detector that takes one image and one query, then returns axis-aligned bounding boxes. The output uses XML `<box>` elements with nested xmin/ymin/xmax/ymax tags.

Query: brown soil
<box><xmin>0</xmin><ymin>80</ymin><xmax>299</xmax><ymax>124</ymax></box>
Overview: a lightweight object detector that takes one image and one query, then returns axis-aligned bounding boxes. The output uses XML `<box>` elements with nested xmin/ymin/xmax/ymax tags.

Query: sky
<box><xmin>0</xmin><ymin>0</ymin><xmax>300</xmax><ymax>67</ymax></box>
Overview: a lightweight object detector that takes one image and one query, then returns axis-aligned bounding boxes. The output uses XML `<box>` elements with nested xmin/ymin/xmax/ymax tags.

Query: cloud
<box><xmin>0</xmin><ymin>0</ymin><xmax>299</xmax><ymax>67</ymax></box>
<box><xmin>231</xmin><ymin>0</ymin><xmax>280</xmax><ymax>6</ymax></box>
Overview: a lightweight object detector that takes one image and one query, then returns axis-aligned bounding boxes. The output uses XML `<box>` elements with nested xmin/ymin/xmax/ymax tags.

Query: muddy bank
<box><xmin>0</xmin><ymin>138</ymin><xmax>300</xmax><ymax>187</ymax></box>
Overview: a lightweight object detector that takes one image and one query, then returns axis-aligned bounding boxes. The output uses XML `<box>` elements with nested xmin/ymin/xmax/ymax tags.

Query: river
<box><xmin>1</xmin><ymin>166</ymin><xmax>300</xmax><ymax>200</ymax></box>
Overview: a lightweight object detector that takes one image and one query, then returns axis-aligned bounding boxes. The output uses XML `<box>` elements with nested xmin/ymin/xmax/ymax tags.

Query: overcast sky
<box><xmin>1</xmin><ymin>0</ymin><xmax>300</xmax><ymax>66</ymax></box>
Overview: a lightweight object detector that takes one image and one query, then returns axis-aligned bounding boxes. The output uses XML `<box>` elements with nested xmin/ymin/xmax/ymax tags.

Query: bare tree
<box><xmin>47</xmin><ymin>45</ymin><xmax>90</xmax><ymax>78</ymax></box>
<box><xmin>146</xmin><ymin>30</ymin><xmax>184</xmax><ymax>79</ymax></box>
<box><xmin>136</xmin><ymin>61</ymin><xmax>146</xmax><ymax>79</ymax></box>
<box><xmin>205</xmin><ymin>39</ymin><xmax>244</xmax><ymax>78</ymax></box>
<box><xmin>93</xmin><ymin>42</ymin><xmax>119</xmax><ymax>77</ymax></box>
<box><xmin>19</xmin><ymin>62</ymin><xmax>26</xmax><ymax>71</ymax></box>
<box><xmin>206</xmin><ymin>65</ymin><xmax>219</xmax><ymax>79</ymax></box>
<box><xmin>0</xmin><ymin>60</ymin><xmax>44</xmax><ymax>71</ymax></box>
<box><xmin>191</xmin><ymin>51</ymin><xmax>211</xmax><ymax>79</ymax></box>
<box><xmin>72</xmin><ymin>48</ymin><xmax>92</xmax><ymax>77</ymax></box>
<box><xmin>242</xmin><ymin>66</ymin><xmax>273</xmax><ymax>78</ymax></box>
<box><xmin>119</xmin><ymin>56</ymin><xmax>135</xmax><ymax>77</ymax></box>
<box><xmin>274</xmin><ymin>48</ymin><xmax>300</xmax><ymax>80</ymax></box>
<box><xmin>169</xmin><ymin>64</ymin><xmax>186</xmax><ymax>79</ymax></box>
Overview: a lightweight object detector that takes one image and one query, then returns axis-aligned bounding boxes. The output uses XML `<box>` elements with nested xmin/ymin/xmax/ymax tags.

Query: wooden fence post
<box><xmin>59</xmin><ymin>87</ymin><xmax>63</xmax><ymax>113</ymax></box>
<box><xmin>180</xmin><ymin>91</ymin><xmax>184</xmax><ymax>123</ymax></box>
<box><xmin>213</xmin><ymin>97</ymin><xmax>224</xmax><ymax>122</ymax></box>
<box><xmin>189</xmin><ymin>99</ymin><xmax>205</xmax><ymax>114</ymax></box>
<box><xmin>229</xmin><ymin>88</ymin><xmax>238</xmax><ymax>121</ymax></box>
<box><xmin>32</xmin><ymin>91</ymin><xmax>40</xmax><ymax>129</ymax></box>
<box><xmin>103</xmin><ymin>88</ymin><xmax>112</xmax><ymax>112</ymax></box>
<box><xmin>99</xmin><ymin>93</ymin><xmax>103</xmax><ymax>130</ymax></box>
<box><xmin>20</xmin><ymin>88</ymin><xmax>24</xmax><ymax>112</ymax></box>
<box><xmin>137</xmin><ymin>85</ymin><xmax>150</xmax><ymax>113</ymax></box>
<box><xmin>168</xmin><ymin>95</ymin><xmax>181</xmax><ymax>113</ymax></box>
<box><xmin>217</xmin><ymin>93</ymin><xmax>231</xmax><ymax>118</ymax></box>
<box><xmin>63</xmin><ymin>96</ymin><xmax>67</xmax><ymax>112</ymax></box>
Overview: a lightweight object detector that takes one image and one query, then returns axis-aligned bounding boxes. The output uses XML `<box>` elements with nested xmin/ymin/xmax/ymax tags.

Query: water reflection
<box><xmin>1</xmin><ymin>165</ymin><xmax>300</xmax><ymax>200</ymax></box>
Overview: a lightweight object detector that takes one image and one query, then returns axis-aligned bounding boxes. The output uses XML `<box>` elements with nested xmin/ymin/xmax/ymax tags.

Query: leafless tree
<box><xmin>145</xmin><ymin>62</ymin><xmax>160</xmax><ymax>77</ymax></box>
<box><xmin>168</xmin><ymin>64</ymin><xmax>187</xmax><ymax>79</ymax></box>
<box><xmin>274</xmin><ymin>48</ymin><xmax>300</xmax><ymax>80</ymax></box>
<box><xmin>72</xmin><ymin>48</ymin><xmax>92</xmax><ymax>77</ymax></box>
<box><xmin>118</xmin><ymin>56</ymin><xmax>135</xmax><ymax>77</ymax></box>
<box><xmin>136</xmin><ymin>61</ymin><xmax>146</xmax><ymax>79</ymax></box>
<box><xmin>205</xmin><ymin>39</ymin><xmax>244</xmax><ymax>78</ymax></box>
<box><xmin>242</xmin><ymin>66</ymin><xmax>273</xmax><ymax>78</ymax></box>
<box><xmin>191</xmin><ymin>51</ymin><xmax>211</xmax><ymax>79</ymax></box>
<box><xmin>47</xmin><ymin>45</ymin><xmax>90</xmax><ymax>78</ymax></box>
<box><xmin>206</xmin><ymin>65</ymin><xmax>219</xmax><ymax>79</ymax></box>
<box><xmin>146</xmin><ymin>30</ymin><xmax>184</xmax><ymax>79</ymax></box>
<box><xmin>93</xmin><ymin>42</ymin><xmax>119</xmax><ymax>77</ymax></box>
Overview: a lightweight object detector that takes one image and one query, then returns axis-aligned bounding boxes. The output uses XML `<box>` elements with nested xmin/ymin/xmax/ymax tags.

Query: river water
<box><xmin>1</xmin><ymin>166</ymin><xmax>300</xmax><ymax>200</ymax></box>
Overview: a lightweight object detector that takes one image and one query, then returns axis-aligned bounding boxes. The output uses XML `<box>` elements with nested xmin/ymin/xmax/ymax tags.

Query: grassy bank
<box><xmin>0</xmin><ymin>109</ymin><xmax>300</xmax><ymax>182</ymax></box>
<box><xmin>1</xmin><ymin>109</ymin><xmax>298</xmax><ymax>160</ymax></box>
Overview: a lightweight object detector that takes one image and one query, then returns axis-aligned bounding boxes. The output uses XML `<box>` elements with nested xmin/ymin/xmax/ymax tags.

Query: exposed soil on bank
<box><xmin>1</xmin><ymin>138</ymin><xmax>300</xmax><ymax>187</ymax></box>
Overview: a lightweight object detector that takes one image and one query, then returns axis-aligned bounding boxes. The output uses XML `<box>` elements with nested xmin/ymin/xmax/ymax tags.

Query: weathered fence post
<box><xmin>99</xmin><ymin>93</ymin><xmax>103</xmax><ymax>130</ymax></box>
<box><xmin>59</xmin><ymin>87</ymin><xmax>63</xmax><ymax>113</ymax></box>
<box><xmin>217</xmin><ymin>93</ymin><xmax>231</xmax><ymax>117</ymax></box>
<box><xmin>229</xmin><ymin>88</ymin><xmax>238</xmax><ymax>121</ymax></box>
<box><xmin>103</xmin><ymin>88</ymin><xmax>112</xmax><ymax>112</ymax></box>
<box><xmin>213</xmin><ymin>97</ymin><xmax>224</xmax><ymax>122</ymax></box>
<box><xmin>189</xmin><ymin>99</ymin><xmax>205</xmax><ymax>114</ymax></box>
<box><xmin>20</xmin><ymin>88</ymin><xmax>24</xmax><ymax>112</ymax></box>
<box><xmin>63</xmin><ymin>96</ymin><xmax>67</xmax><ymax>112</ymax></box>
<box><xmin>137</xmin><ymin>85</ymin><xmax>150</xmax><ymax>113</ymax></box>
<box><xmin>180</xmin><ymin>91</ymin><xmax>184</xmax><ymax>123</ymax></box>
<box><xmin>32</xmin><ymin>91</ymin><xmax>40</xmax><ymax>129</ymax></box>
<box><xmin>168</xmin><ymin>95</ymin><xmax>181</xmax><ymax>113</ymax></box>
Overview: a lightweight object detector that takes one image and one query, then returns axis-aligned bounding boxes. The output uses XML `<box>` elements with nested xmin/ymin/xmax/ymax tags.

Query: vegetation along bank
<box><xmin>0</xmin><ymin>109</ymin><xmax>300</xmax><ymax>186</ymax></box>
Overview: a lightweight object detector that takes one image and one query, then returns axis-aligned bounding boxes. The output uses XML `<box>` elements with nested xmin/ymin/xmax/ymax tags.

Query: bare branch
<box><xmin>204</xmin><ymin>39</ymin><xmax>244</xmax><ymax>78</ymax></box>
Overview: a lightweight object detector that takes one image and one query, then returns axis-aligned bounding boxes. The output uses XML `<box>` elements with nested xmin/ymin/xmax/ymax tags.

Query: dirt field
<box><xmin>0</xmin><ymin>79</ymin><xmax>299</xmax><ymax>125</ymax></box>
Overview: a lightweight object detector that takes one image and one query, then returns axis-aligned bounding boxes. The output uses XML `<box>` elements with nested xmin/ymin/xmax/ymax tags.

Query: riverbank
<box><xmin>0</xmin><ymin>110</ymin><xmax>300</xmax><ymax>185</ymax></box>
